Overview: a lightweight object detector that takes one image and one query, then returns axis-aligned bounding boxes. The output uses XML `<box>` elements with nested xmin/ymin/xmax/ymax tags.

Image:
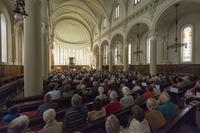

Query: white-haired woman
<box><xmin>7</xmin><ymin>115</ymin><xmax>31</xmax><ymax>133</ymax></box>
<box><xmin>95</xmin><ymin>87</ymin><xmax>108</xmax><ymax>100</ymax></box>
<box><xmin>145</xmin><ymin>98</ymin><xmax>166</xmax><ymax>130</ymax></box>
<box><xmin>105</xmin><ymin>115</ymin><xmax>121</xmax><ymax>133</ymax></box>
<box><xmin>120</xmin><ymin>86</ymin><xmax>134</xmax><ymax>108</ymax></box>
<box><xmin>158</xmin><ymin>92</ymin><xmax>177</xmax><ymax>121</ymax></box>
<box><xmin>38</xmin><ymin>109</ymin><xmax>63</xmax><ymax>133</ymax></box>
<box><xmin>105</xmin><ymin>91</ymin><xmax>121</xmax><ymax>114</ymax></box>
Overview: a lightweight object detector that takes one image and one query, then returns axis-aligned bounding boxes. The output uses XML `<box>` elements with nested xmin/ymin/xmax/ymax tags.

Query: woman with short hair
<box><xmin>39</xmin><ymin>109</ymin><xmax>63</xmax><ymax>133</ymax></box>
<box><xmin>145</xmin><ymin>98</ymin><xmax>166</xmax><ymax>130</ymax></box>
<box><xmin>105</xmin><ymin>115</ymin><xmax>120</xmax><ymax>133</ymax></box>
<box><xmin>7</xmin><ymin>115</ymin><xmax>30</xmax><ymax>133</ymax></box>
<box><xmin>120</xmin><ymin>86</ymin><xmax>134</xmax><ymax>108</ymax></box>
<box><xmin>128</xmin><ymin>106</ymin><xmax>151</xmax><ymax>133</ymax></box>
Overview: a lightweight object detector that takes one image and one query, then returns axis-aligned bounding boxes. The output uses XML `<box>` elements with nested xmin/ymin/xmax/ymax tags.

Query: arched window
<box><xmin>114</xmin><ymin>41</ymin><xmax>121</xmax><ymax>65</ymax></box>
<box><xmin>181</xmin><ymin>25</ymin><xmax>193</xmax><ymax>63</ymax></box>
<box><xmin>146</xmin><ymin>38</ymin><xmax>150</xmax><ymax>64</ymax></box>
<box><xmin>103</xmin><ymin>45</ymin><xmax>108</xmax><ymax>65</ymax></box>
<box><xmin>1</xmin><ymin>14</ymin><xmax>8</xmax><ymax>63</ymax></box>
<box><xmin>103</xmin><ymin>17</ymin><xmax>107</xmax><ymax>28</ymax></box>
<box><xmin>128</xmin><ymin>43</ymin><xmax>132</xmax><ymax>64</ymax></box>
<box><xmin>115</xmin><ymin>3</ymin><xmax>120</xmax><ymax>19</ymax></box>
<box><xmin>134</xmin><ymin>0</ymin><xmax>141</xmax><ymax>5</ymax></box>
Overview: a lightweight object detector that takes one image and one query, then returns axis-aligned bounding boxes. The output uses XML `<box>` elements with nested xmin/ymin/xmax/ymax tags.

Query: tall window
<box><xmin>103</xmin><ymin>45</ymin><xmax>108</xmax><ymax>65</ymax></box>
<box><xmin>1</xmin><ymin>14</ymin><xmax>8</xmax><ymax>63</ymax></box>
<box><xmin>103</xmin><ymin>17</ymin><xmax>107</xmax><ymax>28</ymax></box>
<box><xmin>114</xmin><ymin>47</ymin><xmax>118</xmax><ymax>65</ymax></box>
<box><xmin>128</xmin><ymin>43</ymin><xmax>132</xmax><ymax>64</ymax></box>
<box><xmin>181</xmin><ymin>25</ymin><xmax>193</xmax><ymax>62</ymax></box>
<box><xmin>115</xmin><ymin>3</ymin><xmax>120</xmax><ymax>19</ymax></box>
<box><xmin>134</xmin><ymin>0</ymin><xmax>141</xmax><ymax>5</ymax></box>
<box><xmin>146</xmin><ymin>38</ymin><xmax>151</xmax><ymax>64</ymax></box>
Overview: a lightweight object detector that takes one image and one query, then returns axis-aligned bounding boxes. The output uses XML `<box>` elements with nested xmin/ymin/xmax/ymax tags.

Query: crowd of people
<box><xmin>1</xmin><ymin>69</ymin><xmax>198</xmax><ymax>133</ymax></box>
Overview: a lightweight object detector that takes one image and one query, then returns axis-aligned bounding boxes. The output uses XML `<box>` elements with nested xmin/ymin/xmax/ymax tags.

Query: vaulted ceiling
<box><xmin>49</xmin><ymin>0</ymin><xmax>112</xmax><ymax>46</ymax></box>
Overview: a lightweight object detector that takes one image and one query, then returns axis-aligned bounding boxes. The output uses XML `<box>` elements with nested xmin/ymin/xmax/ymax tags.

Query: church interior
<box><xmin>0</xmin><ymin>0</ymin><xmax>200</xmax><ymax>133</ymax></box>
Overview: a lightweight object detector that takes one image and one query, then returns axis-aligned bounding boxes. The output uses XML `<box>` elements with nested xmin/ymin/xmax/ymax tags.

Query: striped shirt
<box><xmin>64</xmin><ymin>105</ymin><xmax>88</xmax><ymax>128</ymax></box>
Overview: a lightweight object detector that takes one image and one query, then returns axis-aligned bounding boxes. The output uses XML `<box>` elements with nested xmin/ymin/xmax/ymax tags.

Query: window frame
<box><xmin>133</xmin><ymin>0</ymin><xmax>141</xmax><ymax>5</ymax></box>
<box><xmin>0</xmin><ymin>13</ymin><xmax>8</xmax><ymax>64</ymax></box>
<box><xmin>146</xmin><ymin>38</ymin><xmax>151</xmax><ymax>64</ymax></box>
<box><xmin>128</xmin><ymin>43</ymin><xmax>132</xmax><ymax>65</ymax></box>
<box><xmin>180</xmin><ymin>24</ymin><xmax>193</xmax><ymax>63</ymax></box>
<box><xmin>115</xmin><ymin>3</ymin><xmax>120</xmax><ymax>19</ymax></box>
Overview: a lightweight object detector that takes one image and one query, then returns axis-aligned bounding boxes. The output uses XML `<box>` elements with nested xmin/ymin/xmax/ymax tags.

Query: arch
<box><xmin>100</xmin><ymin>40</ymin><xmax>109</xmax><ymax>50</ymax></box>
<box><xmin>126</xmin><ymin>18</ymin><xmax>151</xmax><ymax>37</ymax></box>
<box><xmin>110</xmin><ymin>33</ymin><xmax>124</xmax><ymax>47</ymax></box>
<box><xmin>152</xmin><ymin>0</ymin><xmax>182</xmax><ymax>31</ymax></box>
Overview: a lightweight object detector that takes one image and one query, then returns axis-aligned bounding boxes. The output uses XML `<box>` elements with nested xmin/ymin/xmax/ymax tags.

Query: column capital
<box><xmin>149</xmin><ymin>29</ymin><xmax>158</xmax><ymax>39</ymax></box>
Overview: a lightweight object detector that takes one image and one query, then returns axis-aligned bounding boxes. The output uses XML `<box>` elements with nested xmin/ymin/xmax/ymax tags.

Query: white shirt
<box><xmin>47</xmin><ymin>90</ymin><xmax>61</xmax><ymax>100</ymax></box>
<box><xmin>128</xmin><ymin>119</ymin><xmax>151</xmax><ymax>133</ymax></box>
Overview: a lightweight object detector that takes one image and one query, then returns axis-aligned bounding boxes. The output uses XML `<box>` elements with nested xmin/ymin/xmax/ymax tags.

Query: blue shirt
<box><xmin>159</xmin><ymin>101</ymin><xmax>177</xmax><ymax>121</ymax></box>
<box><xmin>2</xmin><ymin>113</ymin><xmax>19</xmax><ymax>122</ymax></box>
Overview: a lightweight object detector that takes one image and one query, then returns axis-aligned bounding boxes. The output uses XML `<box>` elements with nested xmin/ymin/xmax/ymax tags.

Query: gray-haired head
<box><xmin>109</xmin><ymin>91</ymin><xmax>118</xmax><ymax>101</ymax></box>
<box><xmin>71</xmin><ymin>94</ymin><xmax>82</xmax><ymax>107</ymax></box>
<box><xmin>105</xmin><ymin>115</ymin><xmax>120</xmax><ymax>133</ymax></box>
<box><xmin>122</xmin><ymin>86</ymin><xmax>131</xmax><ymax>96</ymax></box>
<box><xmin>43</xmin><ymin>109</ymin><xmax>56</xmax><ymax>123</ymax></box>
<box><xmin>98</xmin><ymin>87</ymin><xmax>104</xmax><ymax>95</ymax></box>
<box><xmin>146</xmin><ymin>98</ymin><xmax>159</xmax><ymax>110</ymax></box>
<box><xmin>159</xmin><ymin>92</ymin><xmax>171</xmax><ymax>103</ymax></box>
<box><xmin>7</xmin><ymin>115</ymin><xmax>30</xmax><ymax>133</ymax></box>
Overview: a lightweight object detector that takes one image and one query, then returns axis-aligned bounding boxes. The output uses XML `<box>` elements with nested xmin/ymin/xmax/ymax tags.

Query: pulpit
<box><xmin>69</xmin><ymin>57</ymin><xmax>75</xmax><ymax>67</ymax></box>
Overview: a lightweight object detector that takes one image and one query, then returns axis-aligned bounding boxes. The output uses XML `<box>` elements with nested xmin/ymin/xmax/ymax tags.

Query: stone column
<box><xmin>24</xmin><ymin>0</ymin><xmax>43</xmax><ymax>97</ymax></box>
<box><xmin>41</xmin><ymin>0</ymin><xmax>49</xmax><ymax>80</ymax></box>
<box><xmin>123</xmin><ymin>40</ymin><xmax>128</xmax><ymax>72</ymax></box>
<box><xmin>108</xmin><ymin>45</ymin><xmax>113</xmax><ymax>71</ymax></box>
<box><xmin>149</xmin><ymin>31</ymin><xmax>157</xmax><ymax>75</ymax></box>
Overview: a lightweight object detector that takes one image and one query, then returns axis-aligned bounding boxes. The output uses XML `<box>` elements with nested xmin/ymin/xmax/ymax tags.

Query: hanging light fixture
<box><xmin>167</xmin><ymin>3</ymin><xmax>187</xmax><ymax>52</ymax></box>
<box><xmin>133</xmin><ymin>24</ymin><xmax>143</xmax><ymax>62</ymax></box>
<box><xmin>13</xmin><ymin>0</ymin><xmax>28</xmax><ymax>21</ymax></box>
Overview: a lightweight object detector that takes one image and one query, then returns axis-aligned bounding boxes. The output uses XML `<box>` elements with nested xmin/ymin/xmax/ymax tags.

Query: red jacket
<box><xmin>105</xmin><ymin>101</ymin><xmax>121</xmax><ymax>114</ymax></box>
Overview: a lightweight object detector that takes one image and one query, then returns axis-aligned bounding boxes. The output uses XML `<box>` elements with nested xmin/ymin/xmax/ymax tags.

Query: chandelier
<box><xmin>13</xmin><ymin>0</ymin><xmax>28</xmax><ymax>21</ymax></box>
<box><xmin>167</xmin><ymin>3</ymin><xmax>187</xmax><ymax>52</ymax></box>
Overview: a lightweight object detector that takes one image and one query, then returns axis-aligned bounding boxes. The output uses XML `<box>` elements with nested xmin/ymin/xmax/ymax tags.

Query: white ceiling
<box><xmin>54</xmin><ymin>19</ymin><xmax>90</xmax><ymax>44</ymax></box>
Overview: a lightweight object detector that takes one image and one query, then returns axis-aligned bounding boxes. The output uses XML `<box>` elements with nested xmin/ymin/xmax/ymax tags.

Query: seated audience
<box><xmin>64</xmin><ymin>94</ymin><xmax>88</xmax><ymax>129</ymax></box>
<box><xmin>90</xmin><ymin>81</ymin><xmax>99</xmax><ymax>100</ymax></box>
<box><xmin>132</xmin><ymin>81</ymin><xmax>141</xmax><ymax>92</ymax></box>
<box><xmin>105</xmin><ymin>91</ymin><xmax>121</xmax><ymax>114</ymax></box>
<box><xmin>143</xmin><ymin>85</ymin><xmax>155</xmax><ymax>99</ymax></box>
<box><xmin>62</xmin><ymin>84</ymin><xmax>74</xmax><ymax>99</ymax></box>
<box><xmin>37</xmin><ymin>94</ymin><xmax>58</xmax><ymax>116</ymax></box>
<box><xmin>128</xmin><ymin>105</ymin><xmax>151</xmax><ymax>133</ymax></box>
<box><xmin>105</xmin><ymin>114</ymin><xmax>121</xmax><ymax>133</ymax></box>
<box><xmin>145</xmin><ymin>98</ymin><xmax>166</xmax><ymax>130</ymax></box>
<box><xmin>120</xmin><ymin>86</ymin><xmax>134</xmax><ymax>108</ymax></box>
<box><xmin>47</xmin><ymin>86</ymin><xmax>61</xmax><ymax>100</ymax></box>
<box><xmin>7</xmin><ymin>115</ymin><xmax>31</xmax><ymax>133</ymax></box>
<box><xmin>158</xmin><ymin>92</ymin><xmax>177</xmax><ymax>121</ymax></box>
<box><xmin>39</xmin><ymin>109</ymin><xmax>63</xmax><ymax>133</ymax></box>
<box><xmin>88</xmin><ymin>99</ymin><xmax>106</xmax><ymax>121</ymax></box>
<box><xmin>95</xmin><ymin>87</ymin><xmax>108</xmax><ymax>100</ymax></box>
<box><xmin>2</xmin><ymin>105</ymin><xmax>20</xmax><ymax>123</ymax></box>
